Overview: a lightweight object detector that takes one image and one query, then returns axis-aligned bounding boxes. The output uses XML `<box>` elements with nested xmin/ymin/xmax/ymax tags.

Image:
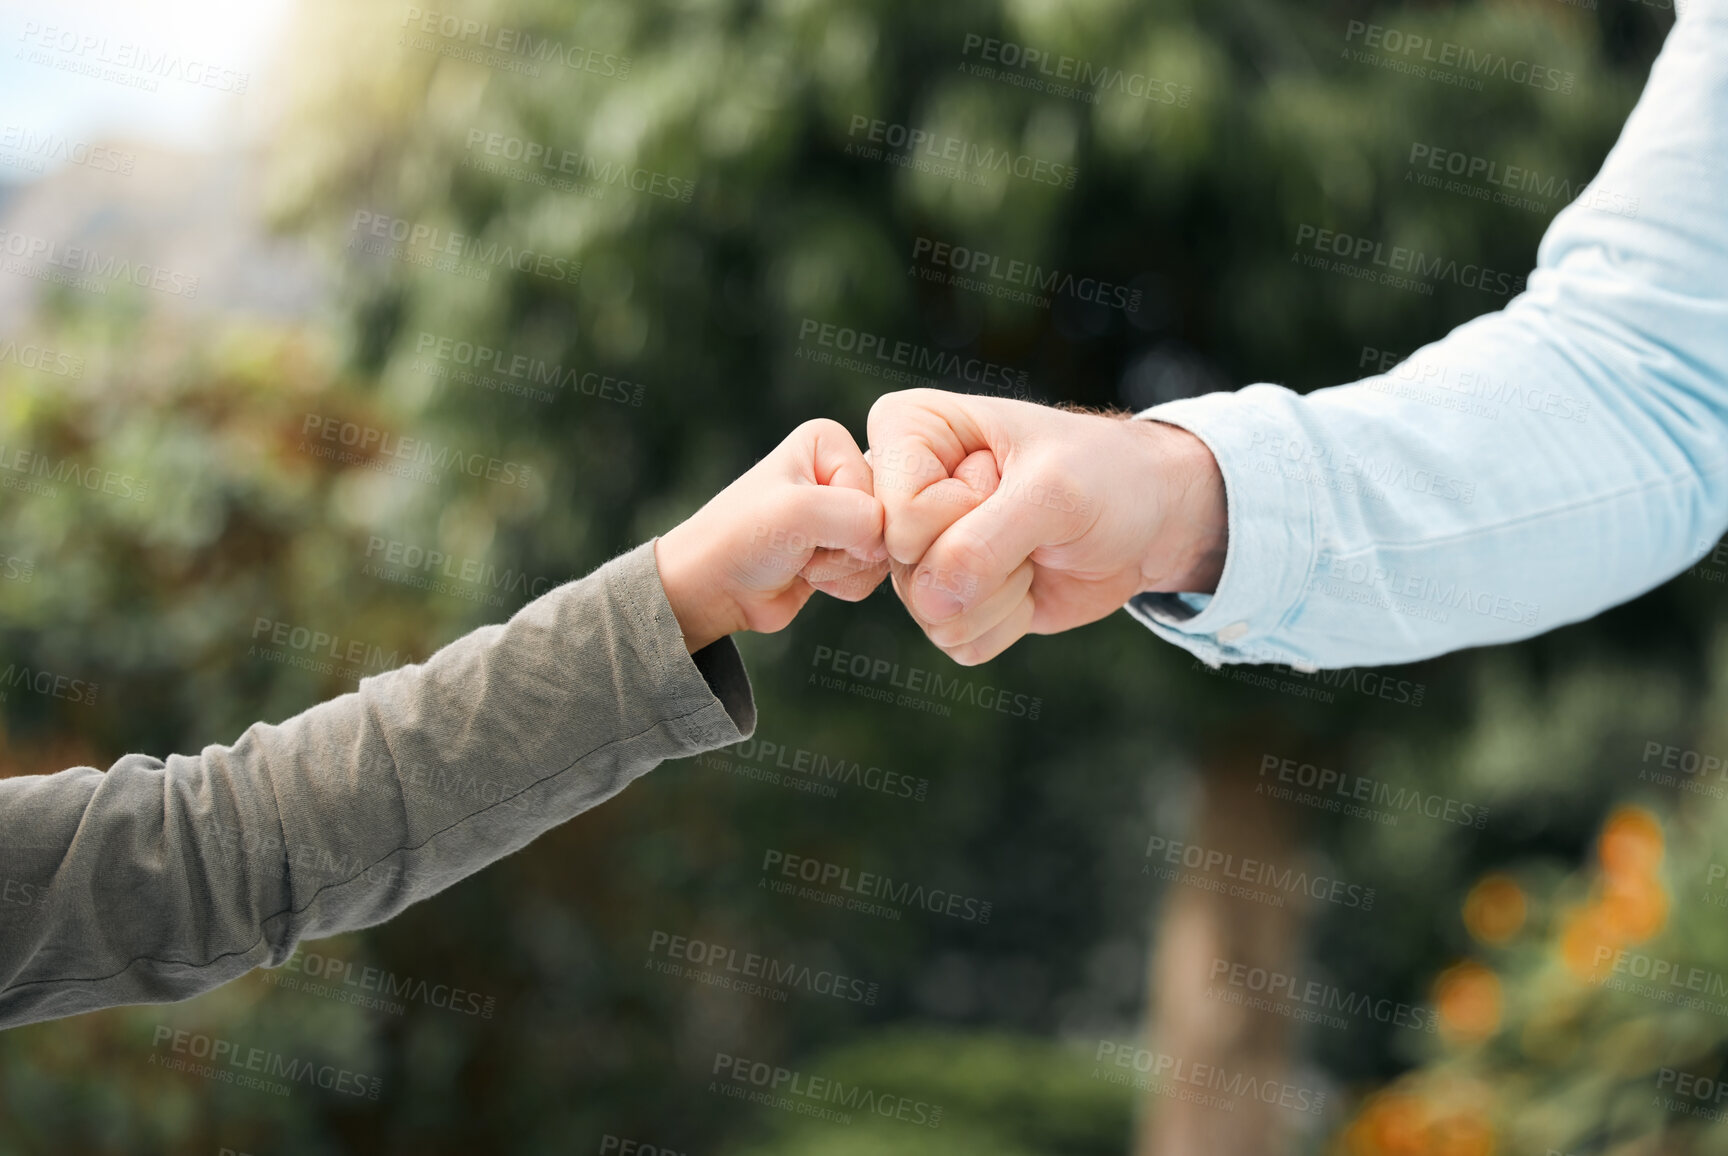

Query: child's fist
<box><xmin>654</xmin><ymin>419</ymin><xmax>889</xmax><ymax>651</ymax></box>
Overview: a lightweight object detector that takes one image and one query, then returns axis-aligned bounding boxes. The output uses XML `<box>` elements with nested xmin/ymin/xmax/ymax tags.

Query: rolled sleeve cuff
<box><xmin>1124</xmin><ymin>386</ymin><xmax>1324</xmax><ymax>668</ymax></box>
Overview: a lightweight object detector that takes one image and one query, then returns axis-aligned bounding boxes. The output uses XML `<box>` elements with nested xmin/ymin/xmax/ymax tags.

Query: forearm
<box><xmin>1129</xmin><ymin>0</ymin><xmax>1728</xmax><ymax>668</ymax></box>
<box><xmin>0</xmin><ymin>541</ymin><xmax>754</xmax><ymax>1029</ymax></box>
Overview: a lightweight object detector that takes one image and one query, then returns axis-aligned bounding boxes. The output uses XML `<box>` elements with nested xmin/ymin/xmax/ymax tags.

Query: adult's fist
<box><xmin>866</xmin><ymin>389</ymin><xmax>1227</xmax><ymax>665</ymax></box>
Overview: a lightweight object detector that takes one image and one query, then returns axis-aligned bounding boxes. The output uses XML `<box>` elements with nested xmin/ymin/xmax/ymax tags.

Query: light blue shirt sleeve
<box><xmin>1127</xmin><ymin>0</ymin><xmax>1728</xmax><ymax>670</ymax></box>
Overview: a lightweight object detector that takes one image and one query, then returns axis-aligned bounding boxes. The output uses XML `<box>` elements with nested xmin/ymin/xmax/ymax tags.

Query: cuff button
<box><xmin>1217</xmin><ymin>622</ymin><xmax>1250</xmax><ymax>644</ymax></box>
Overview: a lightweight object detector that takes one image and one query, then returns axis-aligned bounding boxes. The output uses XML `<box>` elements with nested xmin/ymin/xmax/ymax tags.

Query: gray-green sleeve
<box><xmin>0</xmin><ymin>539</ymin><xmax>755</xmax><ymax>1030</ymax></box>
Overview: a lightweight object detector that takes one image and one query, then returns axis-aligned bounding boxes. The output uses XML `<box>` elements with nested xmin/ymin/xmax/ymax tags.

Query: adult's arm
<box><xmin>1129</xmin><ymin>0</ymin><xmax>1728</xmax><ymax>669</ymax></box>
<box><xmin>0</xmin><ymin>541</ymin><xmax>755</xmax><ymax>1030</ymax></box>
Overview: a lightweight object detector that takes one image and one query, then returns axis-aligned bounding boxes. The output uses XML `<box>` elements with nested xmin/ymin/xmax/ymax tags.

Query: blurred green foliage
<box><xmin>1</xmin><ymin>0</ymin><xmax>1720</xmax><ymax>1153</ymax></box>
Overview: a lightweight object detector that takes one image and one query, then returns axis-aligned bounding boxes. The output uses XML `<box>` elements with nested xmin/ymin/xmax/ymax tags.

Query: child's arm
<box><xmin>0</xmin><ymin>419</ymin><xmax>886</xmax><ymax>1030</ymax></box>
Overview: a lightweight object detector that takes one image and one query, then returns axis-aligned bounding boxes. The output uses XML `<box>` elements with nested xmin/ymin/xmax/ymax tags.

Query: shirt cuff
<box><xmin>689</xmin><ymin>637</ymin><xmax>756</xmax><ymax>736</ymax></box>
<box><xmin>1125</xmin><ymin>386</ymin><xmax>1324</xmax><ymax>668</ymax></box>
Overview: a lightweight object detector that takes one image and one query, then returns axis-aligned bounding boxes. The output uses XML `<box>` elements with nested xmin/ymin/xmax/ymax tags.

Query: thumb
<box><xmin>781</xmin><ymin>483</ymin><xmax>888</xmax><ymax>601</ymax></box>
<box><xmin>776</xmin><ymin>482</ymin><xmax>885</xmax><ymax>560</ymax></box>
<box><xmin>868</xmin><ymin>389</ymin><xmax>1003</xmax><ymax>565</ymax></box>
<box><xmin>786</xmin><ymin>416</ymin><xmax>874</xmax><ymax>494</ymax></box>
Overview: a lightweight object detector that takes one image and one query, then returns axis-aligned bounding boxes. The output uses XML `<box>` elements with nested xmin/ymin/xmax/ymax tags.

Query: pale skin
<box><xmin>865</xmin><ymin>390</ymin><xmax>1228</xmax><ymax>665</ymax></box>
<box><xmin>653</xmin><ymin>418</ymin><xmax>892</xmax><ymax>653</ymax></box>
<box><xmin>653</xmin><ymin>396</ymin><xmax>1228</xmax><ymax>661</ymax></box>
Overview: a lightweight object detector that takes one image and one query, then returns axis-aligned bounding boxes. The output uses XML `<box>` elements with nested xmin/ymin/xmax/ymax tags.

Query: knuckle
<box><xmin>795</xmin><ymin>417</ymin><xmax>855</xmax><ymax>455</ymax></box>
<box><xmin>883</xmin><ymin>525</ymin><xmax>929</xmax><ymax>564</ymax></box>
<box><xmin>799</xmin><ymin>416</ymin><xmax>848</xmax><ymax>440</ymax></box>
<box><xmin>929</xmin><ymin>525</ymin><xmax>998</xmax><ymax>584</ymax></box>
<box><xmin>759</xmin><ymin>492</ymin><xmax>809</xmax><ymax>548</ymax></box>
<box><xmin>927</xmin><ymin>617</ymin><xmax>970</xmax><ymax>649</ymax></box>
<box><xmin>1028</xmin><ymin>453</ymin><xmax>1083</xmax><ymax>500</ymax></box>
<box><xmin>819</xmin><ymin>577</ymin><xmax>870</xmax><ymax>602</ymax></box>
<box><xmin>946</xmin><ymin>641</ymin><xmax>986</xmax><ymax>667</ymax></box>
<box><xmin>866</xmin><ymin>393</ymin><xmax>908</xmax><ymax>434</ymax></box>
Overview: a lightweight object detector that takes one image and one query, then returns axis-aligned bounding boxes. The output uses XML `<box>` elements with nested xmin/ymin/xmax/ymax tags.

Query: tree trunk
<box><xmin>1133</xmin><ymin>729</ymin><xmax>1312</xmax><ymax>1156</ymax></box>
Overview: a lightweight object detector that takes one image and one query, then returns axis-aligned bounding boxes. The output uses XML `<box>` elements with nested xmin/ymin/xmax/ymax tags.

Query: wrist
<box><xmin>1124</xmin><ymin>418</ymin><xmax>1228</xmax><ymax>595</ymax></box>
<box><xmin>654</xmin><ymin>529</ymin><xmax>745</xmax><ymax>653</ymax></box>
